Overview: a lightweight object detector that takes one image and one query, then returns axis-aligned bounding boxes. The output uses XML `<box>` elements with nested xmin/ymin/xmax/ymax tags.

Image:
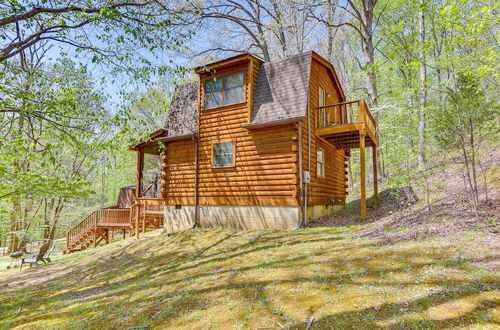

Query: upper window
<box><xmin>204</xmin><ymin>71</ymin><xmax>245</xmax><ymax>109</ymax></box>
<box><xmin>213</xmin><ymin>141</ymin><xmax>234</xmax><ymax>168</ymax></box>
<box><xmin>319</xmin><ymin>85</ymin><xmax>327</xmax><ymax>127</ymax></box>
<box><xmin>317</xmin><ymin>148</ymin><xmax>325</xmax><ymax>178</ymax></box>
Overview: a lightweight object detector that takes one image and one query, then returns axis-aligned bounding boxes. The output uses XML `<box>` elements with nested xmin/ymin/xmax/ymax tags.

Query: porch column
<box><xmin>373</xmin><ymin>146</ymin><xmax>379</xmax><ymax>209</ymax></box>
<box><xmin>360</xmin><ymin>131</ymin><xmax>367</xmax><ymax>220</ymax></box>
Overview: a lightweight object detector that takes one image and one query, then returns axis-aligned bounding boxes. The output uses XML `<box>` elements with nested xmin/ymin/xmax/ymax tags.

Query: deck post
<box><xmin>135</xmin><ymin>204</ymin><xmax>140</xmax><ymax>239</ymax></box>
<box><xmin>142</xmin><ymin>207</ymin><xmax>146</xmax><ymax>233</ymax></box>
<box><xmin>372</xmin><ymin>146</ymin><xmax>378</xmax><ymax>209</ymax></box>
<box><xmin>360</xmin><ymin>131</ymin><xmax>367</xmax><ymax>220</ymax></box>
<box><xmin>93</xmin><ymin>216</ymin><xmax>98</xmax><ymax>247</ymax></box>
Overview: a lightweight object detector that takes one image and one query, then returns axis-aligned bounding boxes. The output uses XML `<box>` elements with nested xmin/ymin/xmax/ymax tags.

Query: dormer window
<box><xmin>204</xmin><ymin>71</ymin><xmax>245</xmax><ymax>109</ymax></box>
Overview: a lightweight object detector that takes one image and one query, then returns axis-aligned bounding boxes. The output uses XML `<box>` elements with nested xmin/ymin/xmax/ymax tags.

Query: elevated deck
<box><xmin>313</xmin><ymin>100</ymin><xmax>379</xmax><ymax>219</ymax></box>
<box><xmin>314</xmin><ymin>100</ymin><xmax>378</xmax><ymax>150</ymax></box>
<box><xmin>65</xmin><ymin>203</ymin><xmax>163</xmax><ymax>253</ymax></box>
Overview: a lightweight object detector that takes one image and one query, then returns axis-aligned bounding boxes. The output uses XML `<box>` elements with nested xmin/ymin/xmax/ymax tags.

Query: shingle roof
<box><xmin>249</xmin><ymin>51</ymin><xmax>312</xmax><ymax>126</ymax></box>
<box><xmin>163</xmin><ymin>52</ymin><xmax>317</xmax><ymax>136</ymax></box>
<box><xmin>163</xmin><ymin>81</ymin><xmax>198</xmax><ymax>138</ymax></box>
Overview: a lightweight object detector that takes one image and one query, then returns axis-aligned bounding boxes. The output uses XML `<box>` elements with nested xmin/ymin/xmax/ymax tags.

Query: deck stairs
<box><xmin>65</xmin><ymin>204</ymin><xmax>164</xmax><ymax>254</ymax></box>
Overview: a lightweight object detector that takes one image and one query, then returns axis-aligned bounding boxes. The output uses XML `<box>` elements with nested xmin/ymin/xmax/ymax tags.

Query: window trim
<box><xmin>212</xmin><ymin>140</ymin><xmax>236</xmax><ymax>168</ymax></box>
<box><xmin>203</xmin><ymin>70</ymin><xmax>246</xmax><ymax>110</ymax></box>
<box><xmin>316</xmin><ymin>147</ymin><xmax>325</xmax><ymax>178</ymax></box>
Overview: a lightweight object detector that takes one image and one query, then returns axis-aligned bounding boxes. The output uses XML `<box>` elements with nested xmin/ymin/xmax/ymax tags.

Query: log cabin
<box><xmin>65</xmin><ymin>51</ymin><xmax>379</xmax><ymax>253</ymax></box>
<box><xmin>130</xmin><ymin>51</ymin><xmax>378</xmax><ymax>233</ymax></box>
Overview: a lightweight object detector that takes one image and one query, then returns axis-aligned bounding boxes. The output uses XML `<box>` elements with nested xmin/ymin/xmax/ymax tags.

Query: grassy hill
<box><xmin>1</xmin><ymin>224</ymin><xmax>498</xmax><ymax>329</ymax></box>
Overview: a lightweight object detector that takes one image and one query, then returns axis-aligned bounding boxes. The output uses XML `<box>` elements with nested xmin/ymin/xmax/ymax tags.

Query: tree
<box><xmin>178</xmin><ymin>0</ymin><xmax>316</xmax><ymax>61</ymax></box>
<box><xmin>433</xmin><ymin>74</ymin><xmax>496</xmax><ymax>217</ymax></box>
<box><xmin>0</xmin><ymin>0</ymin><xmax>188</xmax><ymax>71</ymax></box>
<box><xmin>417</xmin><ymin>0</ymin><xmax>427</xmax><ymax>168</ymax></box>
<box><xmin>0</xmin><ymin>55</ymin><xmax>114</xmax><ymax>252</ymax></box>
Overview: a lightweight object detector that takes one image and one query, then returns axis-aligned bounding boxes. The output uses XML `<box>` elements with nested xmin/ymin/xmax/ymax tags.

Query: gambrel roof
<box><xmin>162</xmin><ymin>51</ymin><xmax>344</xmax><ymax>137</ymax></box>
<box><xmin>249</xmin><ymin>51</ymin><xmax>312</xmax><ymax>126</ymax></box>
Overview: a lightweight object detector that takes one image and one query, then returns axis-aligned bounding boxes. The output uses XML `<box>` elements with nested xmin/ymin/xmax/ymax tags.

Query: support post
<box><xmin>135</xmin><ymin>204</ymin><xmax>140</xmax><ymax>239</ymax></box>
<box><xmin>360</xmin><ymin>132</ymin><xmax>367</xmax><ymax>220</ymax></box>
<box><xmin>93</xmin><ymin>217</ymin><xmax>98</xmax><ymax>247</ymax></box>
<box><xmin>373</xmin><ymin>146</ymin><xmax>378</xmax><ymax>209</ymax></box>
<box><xmin>142</xmin><ymin>207</ymin><xmax>146</xmax><ymax>233</ymax></box>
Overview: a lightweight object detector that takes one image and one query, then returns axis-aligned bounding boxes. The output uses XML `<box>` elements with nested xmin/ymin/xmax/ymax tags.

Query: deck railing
<box><xmin>314</xmin><ymin>100</ymin><xmax>377</xmax><ymax>134</ymax></box>
<box><xmin>100</xmin><ymin>208</ymin><xmax>131</xmax><ymax>225</ymax></box>
<box><xmin>66</xmin><ymin>209</ymin><xmax>101</xmax><ymax>250</ymax></box>
<box><xmin>66</xmin><ymin>207</ymin><xmax>131</xmax><ymax>250</ymax></box>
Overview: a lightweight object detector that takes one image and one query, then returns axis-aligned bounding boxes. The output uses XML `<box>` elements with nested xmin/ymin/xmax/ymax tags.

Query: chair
<box><xmin>43</xmin><ymin>241</ymin><xmax>56</xmax><ymax>263</ymax></box>
<box><xmin>20</xmin><ymin>253</ymin><xmax>42</xmax><ymax>270</ymax></box>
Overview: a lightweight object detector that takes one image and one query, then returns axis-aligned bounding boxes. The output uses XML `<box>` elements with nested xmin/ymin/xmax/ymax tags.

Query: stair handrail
<box><xmin>66</xmin><ymin>209</ymin><xmax>102</xmax><ymax>251</ymax></box>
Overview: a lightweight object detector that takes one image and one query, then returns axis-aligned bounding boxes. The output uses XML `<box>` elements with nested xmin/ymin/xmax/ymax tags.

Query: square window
<box><xmin>213</xmin><ymin>141</ymin><xmax>234</xmax><ymax>168</ymax></box>
<box><xmin>204</xmin><ymin>71</ymin><xmax>244</xmax><ymax>109</ymax></box>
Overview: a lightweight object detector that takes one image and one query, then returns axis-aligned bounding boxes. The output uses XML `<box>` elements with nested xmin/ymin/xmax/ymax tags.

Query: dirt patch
<box><xmin>308</xmin><ymin>147</ymin><xmax>500</xmax><ymax>271</ymax></box>
<box><xmin>308</xmin><ymin>187</ymin><xmax>418</xmax><ymax>228</ymax></box>
<box><xmin>59</xmin><ymin>286</ymin><xmax>107</xmax><ymax>301</ymax></box>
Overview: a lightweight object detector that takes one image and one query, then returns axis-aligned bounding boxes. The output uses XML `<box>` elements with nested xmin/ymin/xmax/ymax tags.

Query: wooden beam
<box><xmin>135</xmin><ymin>204</ymin><xmax>140</xmax><ymax>239</ymax></box>
<box><xmin>136</xmin><ymin>151</ymin><xmax>143</xmax><ymax>199</ymax></box>
<box><xmin>142</xmin><ymin>210</ymin><xmax>146</xmax><ymax>233</ymax></box>
<box><xmin>373</xmin><ymin>146</ymin><xmax>378</xmax><ymax>209</ymax></box>
<box><xmin>360</xmin><ymin>132</ymin><xmax>367</xmax><ymax>220</ymax></box>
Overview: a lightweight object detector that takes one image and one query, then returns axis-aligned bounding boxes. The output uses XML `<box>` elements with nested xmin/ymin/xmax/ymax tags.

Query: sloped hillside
<box><xmin>0</xmin><ymin>225</ymin><xmax>498</xmax><ymax>329</ymax></box>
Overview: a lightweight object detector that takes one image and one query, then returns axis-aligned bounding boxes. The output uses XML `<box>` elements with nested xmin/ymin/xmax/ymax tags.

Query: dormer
<box><xmin>195</xmin><ymin>54</ymin><xmax>263</xmax><ymax>122</ymax></box>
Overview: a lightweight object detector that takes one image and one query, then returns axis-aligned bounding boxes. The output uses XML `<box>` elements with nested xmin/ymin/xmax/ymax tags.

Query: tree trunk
<box><xmin>418</xmin><ymin>0</ymin><xmax>427</xmax><ymax>168</ymax></box>
<box><xmin>326</xmin><ymin>0</ymin><xmax>334</xmax><ymax>62</ymax></box>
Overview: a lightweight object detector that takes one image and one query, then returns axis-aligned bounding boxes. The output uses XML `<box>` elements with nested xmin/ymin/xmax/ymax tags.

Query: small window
<box><xmin>213</xmin><ymin>141</ymin><xmax>234</xmax><ymax>168</ymax></box>
<box><xmin>204</xmin><ymin>71</ymin><xmax>244</xmax><ymax>109</ymax></box>
<box><xmin>317</xmin><ymin>148</ymin><xmax>325</xmax><ymax>178</ymax></box>
<box><xmin>319</xmin><ymin>85</ymin><xmax>327</xmax><ymax>127</ymax></box>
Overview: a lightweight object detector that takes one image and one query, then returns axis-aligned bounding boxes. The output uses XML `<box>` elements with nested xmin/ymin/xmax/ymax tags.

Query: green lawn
<box><xmin>0</xmin><ymin>227</ymin><xmax>498</xmax><ymax>329</ymax></box>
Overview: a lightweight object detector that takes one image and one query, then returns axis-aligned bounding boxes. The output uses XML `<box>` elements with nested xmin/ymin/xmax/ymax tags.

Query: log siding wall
<box><xmin>161</xmin><ymin>54</ymin><xmax>346</xmax><ymax>210</ymax></box>
<box><xmin>303</xmin><ymin>56</ymin><xmax>347</xmax><ymax>205</ymax></box>
<box><xmin>163</xmin><ymin>58</ymin><xmax>299</xmax><ymax>207</ymax></box>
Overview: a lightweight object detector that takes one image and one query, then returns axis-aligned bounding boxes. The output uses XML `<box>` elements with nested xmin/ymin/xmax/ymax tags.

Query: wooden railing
<box><xmin>100</xmin><ymin>208</ymin><xmax>131</xmax><ymax>225</ymax></box>
<box><xmin>314</xmin><ymin>100</ymin><xmax>377</xmax><ymax>134</ymax></box>
<box><xmin>66</xmin><ymin>209</ymin><xmax>101</xmax><ymax>250</ymax></box>
<box><xmin>66</xmin><ymin>207</ymin><xmax>131</xmax><ymax>250</ymax></box>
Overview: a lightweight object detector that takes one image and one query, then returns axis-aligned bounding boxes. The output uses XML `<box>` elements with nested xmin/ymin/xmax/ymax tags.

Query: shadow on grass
<box><xmin>308</xmin><ymin>187</ymin><xmax>418</xmax><ymax>229</ymax></box>
<box><xmin>0</xmin><ymin>228</ymin><xmax>498</xmax><ymax>329</ymax></box>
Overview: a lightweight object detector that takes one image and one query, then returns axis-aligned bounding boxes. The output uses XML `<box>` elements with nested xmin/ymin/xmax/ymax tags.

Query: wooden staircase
<box><xmin>65</xmin><ymin>204</ymin><xmax>164</xmax><ymax>254</ymax></box>
<box><xmin>65</xmin><ymin>208</ymin><xmax>132</xmax><ymax>254</ymax></box>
